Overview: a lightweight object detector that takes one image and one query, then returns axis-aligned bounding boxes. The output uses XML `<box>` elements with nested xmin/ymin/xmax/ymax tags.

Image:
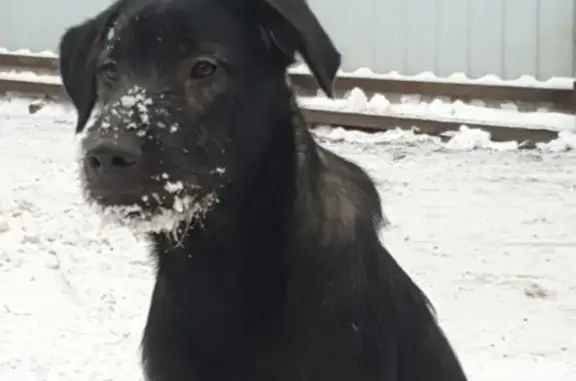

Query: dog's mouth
<box><xmin>84</xmin><ymin>184</ymin><xmax>219</xmax><ymax>236</ymax></box>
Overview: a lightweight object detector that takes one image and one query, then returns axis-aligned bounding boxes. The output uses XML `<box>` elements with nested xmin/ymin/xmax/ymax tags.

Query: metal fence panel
<box><xmin>308</xmin><ymin>0</ymin><xmax>575</xmax><ymax>80</ymax></box>
<box><xmin>0</xmin><ymin>0</ymin><xmax>573</xmax><ymax>80</ymax></box>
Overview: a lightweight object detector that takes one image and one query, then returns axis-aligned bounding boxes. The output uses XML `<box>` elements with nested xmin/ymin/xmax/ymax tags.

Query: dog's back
<box><xmin>282</xmin><ymin>128</ymin><xmax>469</xmax><ymax>381</ymax></box>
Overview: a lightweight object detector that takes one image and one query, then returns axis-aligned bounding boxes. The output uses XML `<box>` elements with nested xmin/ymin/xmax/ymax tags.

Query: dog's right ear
<box><xmin>58</xmin><ymin>6</ymin><xmax>120</xmax><ymax>133</ymax></box>
<box><xmin>256</xmin><ymin>0</ymin><xmax>341</xmax><ymax>98</ymax></box>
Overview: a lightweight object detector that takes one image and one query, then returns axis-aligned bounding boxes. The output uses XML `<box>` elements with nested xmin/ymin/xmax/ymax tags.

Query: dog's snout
<box><xmin>84</xmin><ymin>136</ymin><xmax>142</xmax><ymax>182</ymax></box>
<box><xmin>86</xmin><ymin>144</ymin><xmax>139</xmax><ymax>170</ymax></box>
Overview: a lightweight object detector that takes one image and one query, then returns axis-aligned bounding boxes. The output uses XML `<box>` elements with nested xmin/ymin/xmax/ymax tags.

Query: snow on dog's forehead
<box><xmin>100</xmin><ymin>0</ymin><xmax>238</xmax><ymax>53</ymax></box>
<box><xmin>102</xmin><ymin>1</ymin><xmax>193</xmax><ymax>47</ymax></box>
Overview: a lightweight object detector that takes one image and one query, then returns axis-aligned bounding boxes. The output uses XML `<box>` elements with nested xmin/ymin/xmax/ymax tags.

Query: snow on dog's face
<box><xmin>76</xmin><ymin>79</ymin><xmax>225</xmax><ymax>236</ymax></box>
<box><xmin>58</xmin><ymin>0</ymin><xmax>340</xmax><ymax>235</ymax></box>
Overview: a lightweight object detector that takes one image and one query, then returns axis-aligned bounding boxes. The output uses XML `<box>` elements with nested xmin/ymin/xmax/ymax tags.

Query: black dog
<box><xmin>58</xmin><ymin>0</ymin><xmax>469</xmax><ymax>380</ymax></box>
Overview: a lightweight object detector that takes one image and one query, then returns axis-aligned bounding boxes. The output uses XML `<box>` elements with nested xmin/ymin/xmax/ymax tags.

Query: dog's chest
<box><xmin>142</xmin><ymin>312</ymin><xmax>366</xmax><ymax>381</ymax></box>
<box><xmin>142</xmin><ymin>247</ymin><xmax>369</xmax><ymax>381</ymax></box>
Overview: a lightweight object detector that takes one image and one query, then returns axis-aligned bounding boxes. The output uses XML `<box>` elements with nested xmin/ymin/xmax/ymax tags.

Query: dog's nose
<box><xmin>84</xmin><ymin>137</ymin><xmax>142</xmax><ymax>180</ymax></box>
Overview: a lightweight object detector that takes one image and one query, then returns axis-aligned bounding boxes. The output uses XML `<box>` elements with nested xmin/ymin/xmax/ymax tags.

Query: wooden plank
<box><xmin>302</xmin><ymin>109</ymin><xmax>558</xmax><ymax>148</ymax></box>
<box><xmin>0</xmin><ymin>78</ymin><xmax>65</xmax><ymax>97</ymax></box>
<box><xmin>0</xmin><ymin>53</ymin><xmax>57</xmax><ymax>70</ymax></box>
<box><xmin>291</xmin><ymin>74</ymin><xmax>575</xmax><ymax>112</ymax></box>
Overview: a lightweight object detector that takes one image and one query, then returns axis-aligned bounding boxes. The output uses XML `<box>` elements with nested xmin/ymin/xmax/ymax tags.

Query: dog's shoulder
<box><xmin>295</xmin><ymin>134</ymin><xmax>383</xmax><ymax>248</ymax></box>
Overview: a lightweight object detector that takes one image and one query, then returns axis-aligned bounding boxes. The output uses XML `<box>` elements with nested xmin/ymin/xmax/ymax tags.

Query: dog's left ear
<box><xmin>259</xmin><ymin>0</ymin><xmax>341</xmax><ymax>97</ymax></box>
<box><xmin>58</xmin><ymin>5</ymin><xmax>121</xmax><ymax>132</ymax></box>
<box><xmin>59</xmin><ymin>22</ymin><xmax>101</xmax><ymax>133</ymax></box>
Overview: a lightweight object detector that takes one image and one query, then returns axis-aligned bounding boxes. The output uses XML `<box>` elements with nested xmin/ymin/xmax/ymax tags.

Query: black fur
<box><xmin>58</xmin><ymin>0</ymin><xmax>469</xmax><ymax>380</ymax></box>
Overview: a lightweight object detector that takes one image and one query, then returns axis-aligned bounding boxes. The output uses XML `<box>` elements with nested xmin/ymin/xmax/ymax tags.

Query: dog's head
<box><xmin>59</xmin><ymin>0</ymin><xmax>340</xmax><ymax>234</ymax></box>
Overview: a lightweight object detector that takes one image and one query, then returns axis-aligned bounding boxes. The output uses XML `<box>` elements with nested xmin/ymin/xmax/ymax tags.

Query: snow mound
<box><xmin>299</xmin><ymin>88</ymin><xmax>575</xmax><ymax>133</ymax></box>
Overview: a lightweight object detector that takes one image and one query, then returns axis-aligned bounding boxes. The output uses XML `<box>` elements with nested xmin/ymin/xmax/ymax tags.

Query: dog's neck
<box><xmin>141</xmin><ymin>86</ymin><xmax>385</xmax><ymax>376</ymax></box>
<box><xmin>143</xmin><ymin>84</ymin><xmax>382</xmax><ymax>346</ymax></box>
<box><xmin>147</xmin><ymin>82</ymin><xmax>384</xmax><ymax>276</ymax></box>
<box><xmin>142</xmin><ymin>87</ymin><xmax>300</xmax><ymax>363</ymax></box>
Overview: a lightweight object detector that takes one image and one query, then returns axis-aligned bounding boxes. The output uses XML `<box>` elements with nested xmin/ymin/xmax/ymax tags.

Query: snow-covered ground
<box><xmin>0</xmin><ymin>97</ymin><xmax>575</xmax><ymax>380</ymax></box>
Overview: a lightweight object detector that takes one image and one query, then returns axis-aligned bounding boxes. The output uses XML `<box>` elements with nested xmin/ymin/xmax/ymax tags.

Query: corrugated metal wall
<box><xmin>0</xmin><ymin>0</ymin><xmax>574</xmax><ymax>80</ymax></box>
<box><xmin>0</xmin><ymin>0</ymin><xmax>115</xmax><ymax>52</ymax></box>
<box><xmin>310</xmin><ymin>0</ymin><xmax>575</xmax><ymax>79</ymax></box>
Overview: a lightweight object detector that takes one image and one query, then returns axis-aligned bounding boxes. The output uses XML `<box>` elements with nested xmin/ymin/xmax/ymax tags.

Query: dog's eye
<box><xmin>98</xmin><ymin>60</ymin><xmax>119</xmax><ymax>82</ymax></box>
<box><xmin>190</xmin><ymin>59</ymin><xmax>218</xmax><ymax>79</ymax></box>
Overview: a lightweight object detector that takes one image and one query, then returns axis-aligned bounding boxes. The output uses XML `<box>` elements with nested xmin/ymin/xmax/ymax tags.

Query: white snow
<box><xmin>290</xmin><ymin>64</ymin><xmax>575</xmax><ymax>90</ymax></box>
<box><xmin>0</xmin><ymin>96</ymin><xmax>575</xmax><ymax>381</ymax></box>
<box><xmin>299</xmin><ymin>87</ymin><xmax>576</xmax><ymax>132</ymax></box>
<box><xmin>89</xmin><ymin>190</ymin><xmax>218</xmax><ymax>239</ymax></box>
<box><xmin>0</xmin><ymin>70</ymin><xmax>61</xmax><ymax>84</ymax></box>
<box><xmin>0</xmin><ymin>48</ymin><xmax>57</xmax><ymax>58</ymax></box>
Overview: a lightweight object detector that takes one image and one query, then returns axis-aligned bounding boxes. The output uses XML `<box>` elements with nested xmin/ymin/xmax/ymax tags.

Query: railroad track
<box><xmin>1</xmin><ymin>52</ymin><xmax>574</xmax><ymax>148</ymax></box>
